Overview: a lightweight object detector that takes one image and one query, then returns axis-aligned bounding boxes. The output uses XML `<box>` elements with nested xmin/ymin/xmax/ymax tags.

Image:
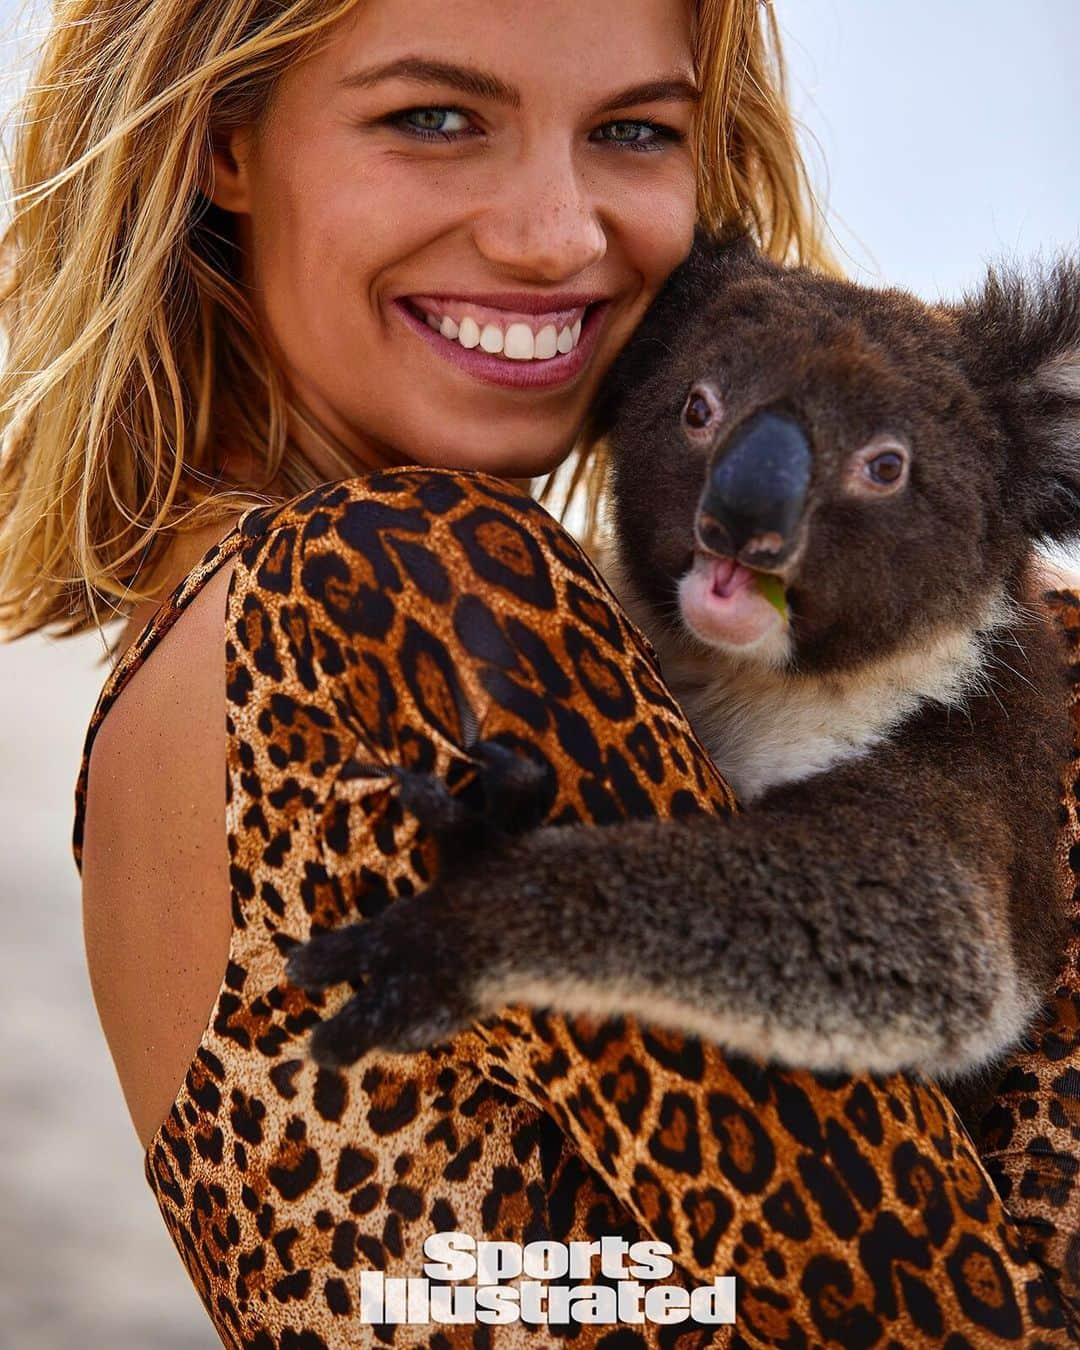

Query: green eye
<box><xmin>596</xmin><ymin>120</ymin><xmax>682</xmax><ymax>153</ymax></box>
<box><xmin>386</xmin><ymin>109</ymin><xmax>682</xmax><ymax>152</ymax></box>
<box><xmin>401</xmin><ymin>108</ymin><xmax>470</xmax><ymax>137</ymax></box>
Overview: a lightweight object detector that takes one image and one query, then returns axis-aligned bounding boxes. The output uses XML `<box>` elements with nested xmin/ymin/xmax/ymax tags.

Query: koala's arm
<box><xmin>288</xmin><ymin>785</ymin><xmax>1033</xmax><ymax>1079</ymax></box>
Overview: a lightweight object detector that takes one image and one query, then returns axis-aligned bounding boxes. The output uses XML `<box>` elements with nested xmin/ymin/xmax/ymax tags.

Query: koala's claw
<box><xmin>393</xmin><ymin>740</ymin><xmax>550</xmax><ymax>875</ymax></box>
<box><xmin>285</xmin><ymin>924</ymin><xmax>380</xmax><ymax>992</ymax></box>
<box><xmin>286</xmin><ymin>904</ymin><xmax>424</xmax><ymax>991</ymax></box>
<box><xmin>470</xmin><ymin>740</ymin><xmax>550</xmax><ymax>836</ymax></box>
<box><xmin>299</xmin><ymin>923</ymin><xmax>473</xmax><ymax>1066</ymax></box>
<box><xmin>309</xmin><ymin>976</ymin><xmax>472</xmax><ymax>1065</ymax></box>
<box><xmin>287</xmin><ymin>893</ymin><xmax>479</xmax><ymax>1063</ymax></box>
<box><xmin>393</xmin><ymin>768</ymin><xmax>477</xmax><ymax>845</ymax></box>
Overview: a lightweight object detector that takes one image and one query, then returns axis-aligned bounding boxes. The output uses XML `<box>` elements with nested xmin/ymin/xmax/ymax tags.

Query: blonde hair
<box><xmin>0</xmin><ymin>0</ymin><xmax>832</xmax><ymax>639</ymax></box>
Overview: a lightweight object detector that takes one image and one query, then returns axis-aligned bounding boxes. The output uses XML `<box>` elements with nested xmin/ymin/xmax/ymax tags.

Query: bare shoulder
<box><xmin>81</xmin><ymin>518</ymin><xmax>242</xmax><ymax>1152</ymax></box>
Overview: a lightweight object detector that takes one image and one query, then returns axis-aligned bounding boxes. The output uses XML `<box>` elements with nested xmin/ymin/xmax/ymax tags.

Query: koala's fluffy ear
<box><xmin>955</xmin><ymin>255</ymin><xmax>1080</xmax><ymax>544</ymax></box>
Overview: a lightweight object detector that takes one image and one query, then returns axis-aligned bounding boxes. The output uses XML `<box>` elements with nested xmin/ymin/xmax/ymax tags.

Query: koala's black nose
<box><xmin>697</xmin><ymin>411</ymin><xmax>812</xmax><ymax>566</ymax></box>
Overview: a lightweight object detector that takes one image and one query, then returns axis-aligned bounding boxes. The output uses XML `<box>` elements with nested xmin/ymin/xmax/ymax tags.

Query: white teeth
<box><xmin>417</xmin><ymin>303</ymin><xmax>591</xmax><ymax>360</ymax></box>
<box><xmin>534</xmin><ymin>325</ymin><xmax>558</xmax><ymax>359</ymax></box>
<box><xmin>479</xmin><ymin>323</ymin><xmax>504</xmax><ymax>354</ymax></box>
<box><xmin>503</xmin><ymin>323</ymin><xmax>535</xmax><ymax>360</ymax></box>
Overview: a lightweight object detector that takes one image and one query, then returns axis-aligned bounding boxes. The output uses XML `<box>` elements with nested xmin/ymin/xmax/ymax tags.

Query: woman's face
<box><xmin>211</xmin><ymin>0</ymin><xmax>698</xmax><ymax>478</ymax></box>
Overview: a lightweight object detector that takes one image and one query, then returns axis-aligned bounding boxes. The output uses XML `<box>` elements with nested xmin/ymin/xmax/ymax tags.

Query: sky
<box><xmin>778</xmin><ymin>0</ymin><xmax>1077</xmax><ymax>297</ymax></box>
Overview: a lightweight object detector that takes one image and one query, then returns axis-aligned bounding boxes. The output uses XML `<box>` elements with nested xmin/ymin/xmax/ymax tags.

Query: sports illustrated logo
<box><xmin>358</xmin><ymin>1232</ymin><xmax>737</xmax><ymax>1327</ymax></box>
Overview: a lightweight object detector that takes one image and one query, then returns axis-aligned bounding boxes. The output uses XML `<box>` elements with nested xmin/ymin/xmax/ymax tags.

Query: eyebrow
<box><xmin>337</xmin><ymin>57</ymin><xmax>700</xmax><ymax>116</ymax></box>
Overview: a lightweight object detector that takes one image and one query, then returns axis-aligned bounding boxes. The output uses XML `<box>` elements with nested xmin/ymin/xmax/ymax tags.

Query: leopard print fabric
<box><xmin>73</xmin><ymin>470</ymin><xmax>1080</xmax><ymax>1348</ymax></box>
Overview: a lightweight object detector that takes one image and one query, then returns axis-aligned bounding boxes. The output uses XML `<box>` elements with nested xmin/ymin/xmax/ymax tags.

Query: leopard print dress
<box><xmin>73</xmin><ymin>470</ymin><xmax>1080</xmax><ymax>1348</ymax></box>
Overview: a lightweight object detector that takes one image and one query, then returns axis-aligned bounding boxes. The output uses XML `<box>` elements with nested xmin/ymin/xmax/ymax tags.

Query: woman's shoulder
<box><xmin>84</xmin><ymin>468</ymin><xmax>539</xmax><ymax>808</ymax></box>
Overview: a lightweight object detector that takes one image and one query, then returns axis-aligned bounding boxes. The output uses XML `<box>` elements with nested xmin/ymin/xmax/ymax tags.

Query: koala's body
<box><xmin>289</xmin><ymin>230</ymin><xmax>1080</xmax><ymax>1123</ymax></box>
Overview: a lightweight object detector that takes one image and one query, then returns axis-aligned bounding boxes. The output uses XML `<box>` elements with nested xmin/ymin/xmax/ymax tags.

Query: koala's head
<box><xmin>590</xmin><ymin>228</ymin><xmax>1080</xmax><ymax>675</ymax></box>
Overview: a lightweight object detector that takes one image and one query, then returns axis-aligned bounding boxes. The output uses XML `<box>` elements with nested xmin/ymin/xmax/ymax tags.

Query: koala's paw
<box><xmin>394</xmin><ymin>768</ymin><xmax>482</xmax><ymax>851</ymax></box>
<box><xmin>394</xmin><ymin>740</ymin><xmax>551</xmax><ymax>874</ymax></box>
<box><xmin>469</xmin><ymin>740</ymin><xmax>551</xmax><ymax>836</ymax></box>
<box><xmin>285</xmin><ymin>896</ymin><xmax>479</xmax><ymax>1065</ymax></box>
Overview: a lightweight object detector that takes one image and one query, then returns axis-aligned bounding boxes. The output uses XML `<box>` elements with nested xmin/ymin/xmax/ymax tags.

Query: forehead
<box><xmin>290</xmin><ymin>0</ymin><xmax>695</xmax><ymax>107</ymax></box>
<box><xmin>701</xmin><ymin>272</ymin><xmax>960</xmax><ymax>373</ymax></box>
<box><xmin>674</xmin><ymin>271</ymin><xmax>979</xmax><ymax>437</ymax></box>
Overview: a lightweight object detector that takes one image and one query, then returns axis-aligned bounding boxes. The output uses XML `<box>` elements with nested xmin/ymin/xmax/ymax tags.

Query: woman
<box><xmin>1</xmin><ymin>0</ymin><xmax>1077</xmax><ymax>1344</ymax></box>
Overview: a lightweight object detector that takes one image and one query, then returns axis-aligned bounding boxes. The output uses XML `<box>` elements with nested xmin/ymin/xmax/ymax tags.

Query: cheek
<box><xmin>621</xmin><ymin>168</ymin><xmax>698</xmax><ymax>288</ymax></box>
<box><xmin>247</xmin><ymin>149</ymin><xmax>390</xmax><ymax>322</ymax></box>
<box><xmin>248</xmin><ymin>153</ymin><xmax>485</xmax><ymax>366</ymax></box>
<box><xmin>599</xmin><ymin>164</ymin><xmax>697</xmax><ymax>343</ymax></box>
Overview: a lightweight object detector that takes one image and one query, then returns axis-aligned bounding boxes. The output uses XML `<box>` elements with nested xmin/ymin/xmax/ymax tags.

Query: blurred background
<box><xmin>0</xmin><ymin>1</ymin><xmax>1076</xmax><ymax>1345</ymax></box>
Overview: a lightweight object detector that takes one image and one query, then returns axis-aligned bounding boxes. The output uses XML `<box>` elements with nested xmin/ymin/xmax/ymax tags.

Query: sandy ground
<box><xmin>1</xmin><ymin>627</ymin><xmax>217</xmax><ymax>1347</ymax></box>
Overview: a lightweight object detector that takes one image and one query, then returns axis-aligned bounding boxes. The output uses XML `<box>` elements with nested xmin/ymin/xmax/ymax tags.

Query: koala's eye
<box><xmin>867</xmin><ymin>451</ymin><xmax>905</xmax><ymax>485</ymax></box>
<box><xmin>685</xmin><ymin>394</ymin><xmax>712</xmax><ymax>427</ymax></box>
<box><xmin>681</xmin><ymin>383</ymin><xmax>723</xmax><ymax>439</ymax></box>
<box><xmin>845</xmin><ymin>437</ymin><xmax>911</xmax><ymax>498</ymax></box>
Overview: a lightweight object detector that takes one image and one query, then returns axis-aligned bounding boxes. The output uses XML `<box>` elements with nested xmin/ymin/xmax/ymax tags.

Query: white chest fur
<box><xmin>605</xmin><ymin>558</ymin><xmax>1011</xmax><ymax>803</ymax></box>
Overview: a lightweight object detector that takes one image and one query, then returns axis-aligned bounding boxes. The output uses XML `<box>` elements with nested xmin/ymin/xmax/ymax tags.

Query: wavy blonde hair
<box><xmin>0</xmin><ymin>0</ymin><xmax>831</xmax><ymax>639</ymax></box>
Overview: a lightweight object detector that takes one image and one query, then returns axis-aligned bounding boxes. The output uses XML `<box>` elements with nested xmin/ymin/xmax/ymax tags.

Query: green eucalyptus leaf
<box><xmin>757</xmin><ymin>573</ymin><xmax>789</xmax><ymax>621</ymax></box>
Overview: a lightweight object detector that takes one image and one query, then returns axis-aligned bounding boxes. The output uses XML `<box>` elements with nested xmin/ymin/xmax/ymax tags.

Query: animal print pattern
<box><xmin>73</xmin><ymin>470</ymin><xmax>1080</xmax><ymax>1347</ymax></box>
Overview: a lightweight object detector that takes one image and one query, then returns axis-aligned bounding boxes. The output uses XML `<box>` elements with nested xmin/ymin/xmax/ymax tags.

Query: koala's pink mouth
<box><xmin>678</xmin><ymin>553</ymin><xmax>786</xmax><ymax>651</ymax></box>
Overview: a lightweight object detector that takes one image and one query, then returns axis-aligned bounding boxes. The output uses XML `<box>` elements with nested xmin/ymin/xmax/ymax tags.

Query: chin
<box><xmin>681</xmin><ymin>613</ymin><xmax>794</xmax><ymax>672</ymax></box>
<box><xmin>398</xmin><ymin>431</ymin><xmax>581</xmax><ymax>482</ymax></box>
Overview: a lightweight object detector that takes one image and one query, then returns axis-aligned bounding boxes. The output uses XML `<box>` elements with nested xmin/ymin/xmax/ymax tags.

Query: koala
<box><xmin>287</xmin><ymin>229</ymin><xmax>1080</xmax><ymax>1122</ymax></box>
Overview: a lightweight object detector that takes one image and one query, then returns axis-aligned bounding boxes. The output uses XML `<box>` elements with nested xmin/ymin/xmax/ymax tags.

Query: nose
<box><xmin>697</xmin><ymin>411</ymin><xmax>812</xmax><ymax>567</ymax></box>
<box><xmin>470</xmin><ymin>145</ymin><xmax>606</xmax><ymax>281</ymax></box>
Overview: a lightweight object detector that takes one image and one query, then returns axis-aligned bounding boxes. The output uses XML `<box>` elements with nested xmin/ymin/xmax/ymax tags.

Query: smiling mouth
<box><xmin>401</xmin><ymin>296</ymin><xmax>602</xmax><ymax>363</ymax></box>
<box><xmin>394</xmin><ymin>295</ymin><xmax>611</xmax><ymax>390</ymax></box>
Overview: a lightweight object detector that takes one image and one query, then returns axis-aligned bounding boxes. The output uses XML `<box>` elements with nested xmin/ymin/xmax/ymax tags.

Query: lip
<box><xmin>403</xmin><ymin>291</ymin><xmax>608</xmax><ymax>314</ymax></box>
<box><xmin>394</xmin><ymin>297</ymin><xmax>611</xmax><ymax>391</ymax></box>
<box><xmin>678</xmin><ymin>552</ymin><xmax>785</xmax><ymax>649</ymax></box>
